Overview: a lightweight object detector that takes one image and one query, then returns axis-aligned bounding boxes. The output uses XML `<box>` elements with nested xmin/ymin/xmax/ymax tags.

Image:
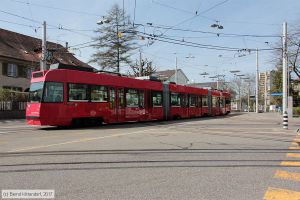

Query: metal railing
<box><xmin>0</xmin><ymin>102</ymin><xmax>27</xmax><ymax>111</ymax></box>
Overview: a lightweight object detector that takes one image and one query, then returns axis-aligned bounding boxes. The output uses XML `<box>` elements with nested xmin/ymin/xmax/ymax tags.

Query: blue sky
<box><xmin>1</xmin><ymin>0</ymin><xmax>300</xmax><ymax>83</ymax></box>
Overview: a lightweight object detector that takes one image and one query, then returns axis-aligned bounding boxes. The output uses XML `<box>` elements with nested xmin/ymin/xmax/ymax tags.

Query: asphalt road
<box><xmin>0</xmin><ymin>112</ymin><xmax>300</xmax><ymax>200</ymax></box>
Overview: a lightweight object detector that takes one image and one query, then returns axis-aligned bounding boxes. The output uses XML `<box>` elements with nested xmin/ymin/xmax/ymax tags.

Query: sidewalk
<box><xmin>0</xmin><ymin>119</ymin><xmax>25</xmax><ymax>124</ymax></box>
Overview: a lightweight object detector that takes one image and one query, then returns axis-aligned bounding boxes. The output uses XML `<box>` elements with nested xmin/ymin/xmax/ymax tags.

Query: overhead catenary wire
<box><xmin>8</xmin><ymin>0</ymin><xmax>102</xmax><ymax>16</ymax></box>
<box><xmin>134</xmin><ymin>30</ymin><xmax>282</xmax><ymax>52</ymax></box>
<box><xmin>135</xmin><ymin>23</ymin><xmax>282</xmax><ymax>38</ymax></box>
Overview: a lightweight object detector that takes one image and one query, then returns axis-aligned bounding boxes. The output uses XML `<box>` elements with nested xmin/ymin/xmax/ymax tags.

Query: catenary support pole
<box><xmin>256</xmin><ymin>48</ymin><xmax>259</xmax><ymax>113</ymax></box>
<box><xmin>248</xmin><ymin>82</ymin><xmax>250</xmax><ymax>112</ymax></box>
<box><xmin>175</xmin><ymin>56</ymin><xmax>178</xmax><ymax>84</ymax></box>
<box><xmin>282</xmin><ymin>22</ymin><xmax>288</xmax><ymax>129</ymax></box>
<box><xmin>139</xmin><ymin>49</ymin><xmax>142</xmax><ymax>76</ymax></box>
<box><xmin>41</xmin><ymin>21</ymin><xmax>47</xmax><ymax>71</ymax></box>
<box><xmin>264</xmin><ymin>71</ymin><xmax>268</xmax><ymax>112</ymax></box>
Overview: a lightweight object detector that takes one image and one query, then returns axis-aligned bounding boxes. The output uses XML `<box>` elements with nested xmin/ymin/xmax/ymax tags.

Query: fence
<box><xmin>0</xmin><ymin>101</ymin><xmax>27</xmax><ymax>111</ymax></box>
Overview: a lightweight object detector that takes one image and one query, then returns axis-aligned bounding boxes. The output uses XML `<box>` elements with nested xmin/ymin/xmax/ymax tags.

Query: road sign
<box><xmin>271</xmin><ymin>93</ymin><xmax>283</xmax><ymax>96</ymax></box>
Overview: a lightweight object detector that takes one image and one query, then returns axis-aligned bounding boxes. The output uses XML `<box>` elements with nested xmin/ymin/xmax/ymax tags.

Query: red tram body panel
<box><xmin>26</xmin><ymin>68</ymin><xmax>231</xmax><ymax>126</ymax></box>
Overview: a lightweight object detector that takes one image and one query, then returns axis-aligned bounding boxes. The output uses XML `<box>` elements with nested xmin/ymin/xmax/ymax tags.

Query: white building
<box><xmin>153</xmin><ymin>69</ymin><xmax>189</xmax><ymax>85</ymax></box>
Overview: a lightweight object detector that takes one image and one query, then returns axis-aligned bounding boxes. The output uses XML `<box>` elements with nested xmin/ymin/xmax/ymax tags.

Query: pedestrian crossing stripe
<box><xmin>274</xmin><ymin>170</ymin><xmax>300</xmax><ymax>182</ymax></box>
<box><xmin>264</xmin><ymin>187</ymin><xmax>300</xmax><ymax>200</ymax></box>
<box><xmin>280</xmin><ymin>161</ymin><xmax>300</xmax><ymax>166</ymax></box>
<box><xmin>286</xmin><ymin>153</ymin><xmax>300</xmax><ymax>158</ymax></box>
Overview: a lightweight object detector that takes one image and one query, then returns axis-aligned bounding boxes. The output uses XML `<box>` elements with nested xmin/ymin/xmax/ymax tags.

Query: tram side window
<box><xmin>225</xmin><ymin>98</ymin><xmax>231</xmax><ymax>105</ymax></box>
<box><xmin>43</xmin><ymin>82</ymin><xmax>64</xmax><ymax>103</ymax></box>
<box><xmin>170</xmin><ymin>93</ymin><xmax>181</xmax><ymax>106</ymax></box>
<box><xmin>109</xmin><ymin>88</ymin><xmax>115</xmax><ymax>109</ymax></box>
<box><xmin>118</xmin><ymin>89</ymin><xmax>125</xmax><ymax>108</ymax></box>
<box><xmin>139</xmin><ymin>90</ymin><xmax>145</xmax><ymax>108</ymax></box>
<box><xmin>189</xmin><ymin>95</ymin><xmax>197</xmax><ymax>107</ymax></box>
<box><xmin>68</xmin><ymin>83</ymin><xmax>89</xmax><ymax>101</ymax></box>
<box><xmin>180</xmin><ymin>94</ymin><xmax>188</xmax><ymax>107</ymax></box>
<box><xmin>202</xmin><ymin>96</ymin><xmax>208</xmax><ymax>107</ymax></box>
<box><xmin>212</xmin><ymin>96</ymin><xmax>219</xmax><ymax>107</ymax></box>
<box><xmin>91</xmin><ymin>85</ymin><xmax>108</xmax><ymax>102</ymax></box>
<box><xmin>152</xmin><ymin>91</ymin><xmax>163</xmax><ymax>107</ymax></box>
<box><xmin>198</xmin><ymin>96</ymin><xmax>202</xmax><ymax>107</ymax></box>
<box><xmin>220</xmin><ymin>98</ymin><xmax>225</xmax><ymax>107</ymax></box>
<box><xmin>126</xmin><ymin>89</ymin><xmax>139</xmax><ymax>107</ymax></box>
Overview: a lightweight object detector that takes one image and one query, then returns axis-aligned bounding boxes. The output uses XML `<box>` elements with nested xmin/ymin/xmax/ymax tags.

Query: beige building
<box><xmin>259</xmin><ymin>71</ymin><xmax>271</xmax><ymax>111</ymax></box>
<box><xmin>0</xmin><ymin>28</ymin><xmax>92</xmax><ymax>92</ymax></box>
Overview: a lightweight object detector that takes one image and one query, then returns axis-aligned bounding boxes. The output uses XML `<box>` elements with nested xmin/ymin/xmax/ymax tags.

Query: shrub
<box><xmin>0</xmin><ymin>88</ymin><xmax>12</xmax><ymax>101</ymax></box>
<box><xmin>293</xmin><ymin>107</ymin><xmax>300</xmax><ymax>116</ymax></box>
<box><xmin>0</xmin><ymin>89</ymin><xmax>28</xmax><ymax>102</ymax></box>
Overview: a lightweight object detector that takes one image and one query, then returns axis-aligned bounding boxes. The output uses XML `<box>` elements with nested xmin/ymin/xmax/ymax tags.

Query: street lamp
<box><xmin>96</xmin><ymin>18</ymin><xmax>110</xmax><ymax>25</ymax></box>
<box><xmin>229</xmin><ymin>70</ymin><xmax>240</xmax><ymax>73</ymax></box>
<box><xmin>210</xmin><ymin>21</ymin><xmax>224</xmax><ymax>29</ymax></box>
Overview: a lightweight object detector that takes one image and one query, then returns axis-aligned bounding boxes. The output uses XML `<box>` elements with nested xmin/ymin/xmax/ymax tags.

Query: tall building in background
<box><xmin>259</xmin><ymin>71</ymin><xmax>271</xmax><ymax>111</ymax></box>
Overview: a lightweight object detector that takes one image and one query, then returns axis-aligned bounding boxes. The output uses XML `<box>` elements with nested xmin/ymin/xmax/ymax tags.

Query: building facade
<box><xmin>259</xmin><ymin>71</ymin><xmax>271</xmax><ymax>111</ymax></box>
<box><xmin>0</xmin><ymin>28</ymin><xmax>92</xmax><ymax>92</ymax></box>
<box><xmin>153</xmin><ymin>69</ymin><xmax>189</xmax><ymax>85</ymax></box>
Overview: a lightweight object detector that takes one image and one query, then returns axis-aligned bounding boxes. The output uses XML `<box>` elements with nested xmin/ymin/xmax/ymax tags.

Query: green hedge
<box><xmin>0</xmin><ymin>89</ymin><xmax>28</xmax><ymax>101</ymax></box>
<box><xmin>293</xmin><ymin>107</ymin><xmax>300</xmax><ymax>116</ymax></box>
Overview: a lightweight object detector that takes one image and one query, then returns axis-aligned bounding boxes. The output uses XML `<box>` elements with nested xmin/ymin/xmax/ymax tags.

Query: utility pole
<box><xmin>264</xmin><ymin>71</ymin><xmax>268</xmax><ymax>112</ymax></box>
<box><xmin>41</xmin><ymin>21</ymin><xmax>47</xmax><ymax>71</ymax></box>
<box><xmin>175</xmin><ymin>56</ymin><xmax>178</xmax><ymax>84</ymax></box>
<box><xmin>139</xmin><ymin>49</ymin><xmax>143</xmax><ymax>76</ymax></box>
<box><xmin>282</xmin><ymin>22</ymin><xmax>288</xmax><ymax>114</ymax></box>
<box><xmin>282</xmin><ymin>22</ymin><xmax>288</xmax><ymax>129</ymax></box>
<box><xmin>239</xmin><ymin>84</ymin><xmax>241</xmax><ymax>111</ymax></box>
<box><xmin>248</xmin><ymin>82</ymin><xmax>250</xmax><ymax>112</ymax></box>
<box><xmin>256</xmin><ymin>48</ymin><xmax>259</xmax><ymax>113</ymax></box>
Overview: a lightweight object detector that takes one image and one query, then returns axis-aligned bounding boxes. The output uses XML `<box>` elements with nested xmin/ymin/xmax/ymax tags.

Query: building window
<box><xmin>91</xmin><ymin>85</ymin><xmax>108</xmax><ymax>102</ymax></box>
<box><xmin>152</xmin><ymin>91</ymin><xmax>163</xmax><ymax>107</ymax></box>
<box><xmin>68</xmin><ymin>83</ymin><xmax>89</xmax><ymax>101</ymax></box>
<box><xmin>26</xmin><ymin>68</ymin><xmax>35</xmax><ymax>79</ymax></box>
<box><xmin>7</xmin><ymin>64</ymin><xmax>18</xmax><ymax>77</ymax></box>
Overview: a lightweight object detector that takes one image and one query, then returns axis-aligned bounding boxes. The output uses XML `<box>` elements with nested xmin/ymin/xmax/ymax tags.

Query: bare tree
<box><xmin>129</xmin><ymin>59</ymin><xmax>157</xmax><ymax>77</ymax></box>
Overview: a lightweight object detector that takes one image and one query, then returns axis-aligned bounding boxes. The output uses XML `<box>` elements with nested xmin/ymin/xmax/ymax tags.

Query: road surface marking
<box><xmin>280</xmin><ymin>161</ymin><xmax>300</xmax><ymax>167</ymax></box>
<box><xmin>291</xmin><ymin>142</ymin><xmax>300</xmax><ymax>146</ymax></box>
<box><xmin>274</xmin><ymin>170</ymin><xmax>300</xmax><ymax>182</ymax></box>
<box><xmin>286</xmin><ymin>153</ymin><xmax>300</xmax><ymax>158</ymax></box>
<box><xmin>289</xmin><ymin>146</ymin><xmax>300</xmax><ymax>150</ymax></box>
<box><xmin>264</xmin><ymin>187</ymin><xmax>300</xmax><ymax>200</ymax></box>
<box><xmin>0</xmin><ymin>125</ymin><xmax>32</xmax><ymax>129</ymax></box>
<box><xmin>7</xmin><ymin>128</ymin><xmax>158</xmax><ymax>152</ymax></box>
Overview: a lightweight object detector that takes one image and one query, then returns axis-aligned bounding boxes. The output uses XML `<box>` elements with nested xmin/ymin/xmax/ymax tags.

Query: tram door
<box><xmin>109</xmin><ymin>88</ymin><xmax>118</xmax><ymax>122</ymax></box>
<box><xmin>117</xmin><ymin>88</ymin><xmax>126</xmax><ymax>122</ymax></box>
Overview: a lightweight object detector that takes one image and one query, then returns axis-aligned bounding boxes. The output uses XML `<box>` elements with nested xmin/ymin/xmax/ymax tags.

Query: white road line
<box><xmin>7</xmin><ymin>128</ymin><xmax>160</xmax><ymax>152</ymax></box>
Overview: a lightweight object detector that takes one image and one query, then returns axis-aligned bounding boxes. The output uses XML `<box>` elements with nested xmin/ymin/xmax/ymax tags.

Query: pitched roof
<box><xmin>0</xmin><ymin>28</ymin><xmax>92</xmax><ymax>69</ymax></box>
<box><xmin>154</xmin><ymin>69</ymin><xmax>189</xmax><ymax>80</ymax></box>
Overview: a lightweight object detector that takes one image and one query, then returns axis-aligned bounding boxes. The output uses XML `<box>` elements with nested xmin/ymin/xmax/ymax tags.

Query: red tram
<box><xmin>26</xmin><ymin>65</ymin><xmax>231</xmax><ymax>126</ymax></box>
